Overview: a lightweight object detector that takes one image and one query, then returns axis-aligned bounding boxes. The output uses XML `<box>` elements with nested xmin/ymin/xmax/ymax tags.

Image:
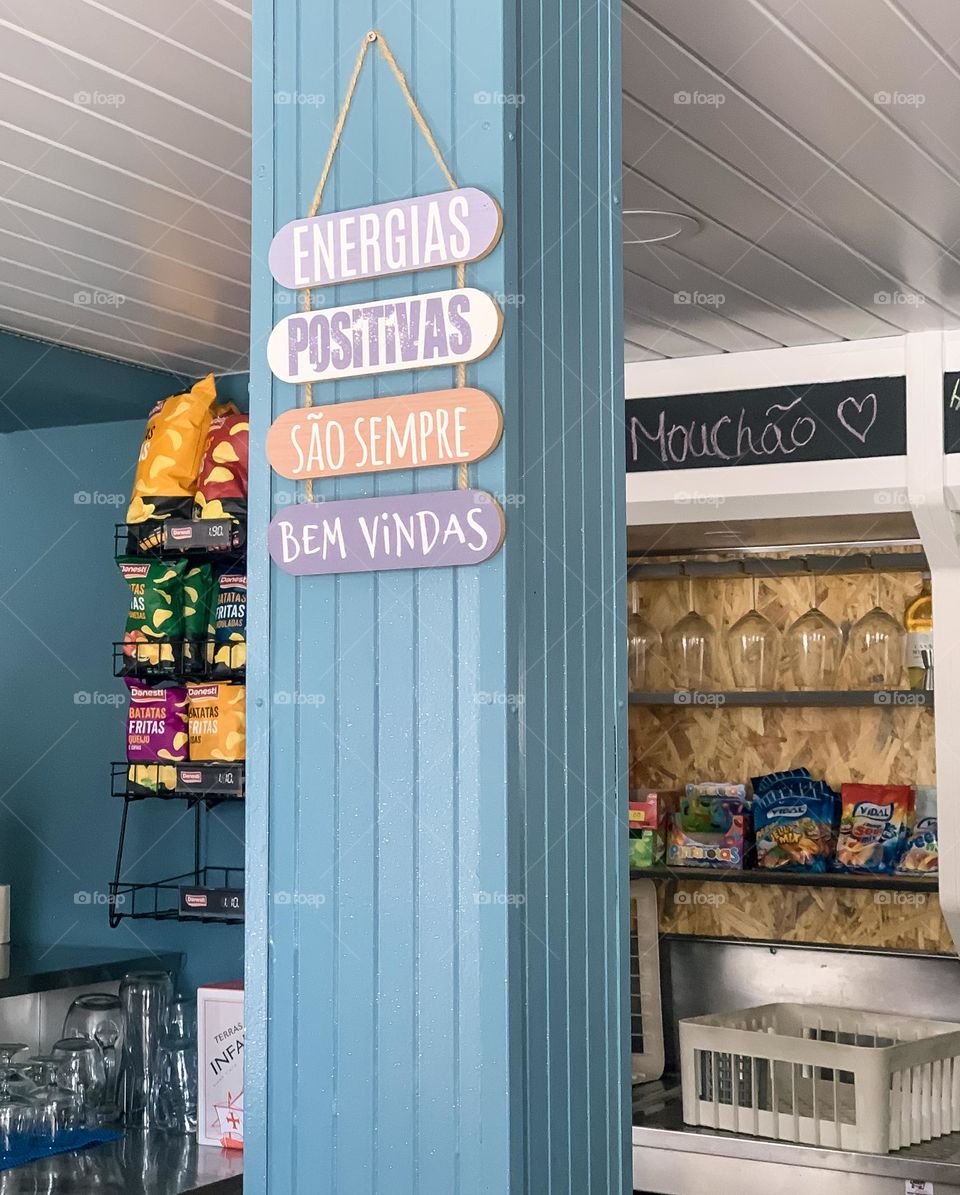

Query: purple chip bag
<box><xmin>125</xmin><ymin>679</ymin><xmax>189</xmax><ymax>762</ymax></box>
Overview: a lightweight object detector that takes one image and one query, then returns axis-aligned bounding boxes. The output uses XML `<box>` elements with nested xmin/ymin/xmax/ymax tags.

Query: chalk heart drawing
<box><xmin>837</xmin><ymin>392</ymin><xmax>877</xmax><ymax>443</ymax></box>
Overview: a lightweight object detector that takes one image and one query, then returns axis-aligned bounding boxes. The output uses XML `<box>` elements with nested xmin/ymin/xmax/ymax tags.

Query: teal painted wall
<box><xmin>0</xmin><ymin>420</ymin><xmax>244</xmax><ymax>993</ymax></box>
<box><xmin>248</xmin><ymin>1</ymin><xmax>626</xmax><ymax>1192</ymax></box>
<box><xmin>0</xmin><ymin>329</ymin><xmax>193</xmax><ymax>432</ymax></box>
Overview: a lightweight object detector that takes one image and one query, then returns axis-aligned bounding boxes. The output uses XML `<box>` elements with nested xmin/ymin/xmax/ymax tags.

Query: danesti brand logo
<box><xmin>220</xmin><ymin>575</ymin><xmax>246</xmax><ymax>588</ymax></box>
<box><xmin>189</xmin><ymin>685</ymin><xmax>220</xmax><ymax>699</ymax></box>
<box><xmin>169</xmin><ymin>525</ymin><xmax>193</xmax><ymax>541</ymax></box>
<box><xmin>178</xmin><ymin>769</ymin><xmax>203</xmax><ymax>786</ymax></box>
<box><xmin>185</xmin><ymin>892</ymin><xmax>208</xmax><ymax>909</ymax></box>
<box><xmin>120</xmin><ymin>562</ymin><xmax>150</xmax><ymax>579</ymax></box>
<box><xmin>132</xmin><ymin>688</ymin><xmax>167</xmax><ymax>701</ymax></box>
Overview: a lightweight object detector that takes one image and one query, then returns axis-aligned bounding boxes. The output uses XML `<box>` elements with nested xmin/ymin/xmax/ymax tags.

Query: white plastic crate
<box><xmin>680</xmin><ymin>1002</ymin><xmax>960</xmax><ymax>1153</ymax></box>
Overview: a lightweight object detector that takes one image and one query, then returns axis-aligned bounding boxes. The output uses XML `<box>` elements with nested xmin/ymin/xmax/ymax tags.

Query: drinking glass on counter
<box><xmin>783</xmin><ymin>577</ymin><xmax>842</xmax><ymax>689</ymax></box>
<box><xmin>118</xmin><ymin>970</ymin><xmax>173</xmax><ymax>1129</ymax></box>
<box><xmin>0</xmin><ymin>1044</ymin><xmax>32</xmax><ymax>1151</ymax></box>
<box><xmin>23</xmin><ymin>1056</ymin><xmax>81</xmax><ymax>1146</ymax></box>
<box><xmin>51</xmin><ymin>1038</ymin><xmax>106</xmax><ymax>1127</ymax></box>
<box><xmin>663</xmin><ymin>580</ymin><xmax>716</xmax><ymax>690</ymax></box>
<box><xmin>155</xmin><ymin>1034</ymin><xmax>198</xmax><ymax>1135</ymax></box>
<box><xmin>62</xmin><ymin>993</ymin><xmax>124</xmax><ymax>1120</ymax></box>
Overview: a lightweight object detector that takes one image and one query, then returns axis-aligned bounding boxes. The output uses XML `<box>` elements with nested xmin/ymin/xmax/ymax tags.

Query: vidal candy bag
<box><xmin>751</xmin><ymin>771</ymin><xmax>837</xmax><ymax>872</ymax></box>
<box><xmin>195</xmin><ymin>410</ymin><xmax>249</xmax><ymax>520</ymax></box>
<box><xmin>211</xmin><ymin>571</ymin><xmax>246</xmax><ymax>680</ymax></box>
<box><xmin>118</xmin><ymin>557</ymin><xmax>186</xmax><ymax>678</ymax></box>
<box><xmin>182</xmin><ymin>563</ymin><xmax>216</xmax><ymax>678</ymax></box>
<box><xmin>897</xmin><ymin>785</ymin><xmax>938</xmax><ymax>874</ymax></box>
<box><xmin>188</xmin><ymin>683</ymin><xmax>245</xmax><ymax>762</ymax></box>
<box><xmin>126</xmin><ymin>374</ymin><xmax>219</xmax><ymax>539</ymax></box>
<box><xmin>125</xmin><ymin>680</ymin><xmax>189</xmax><ymax>794</ymax></box>
<box><xmin>834</xmin><ymin>783</ymin><xmax>914</xmax><ymax>873</ymax></box>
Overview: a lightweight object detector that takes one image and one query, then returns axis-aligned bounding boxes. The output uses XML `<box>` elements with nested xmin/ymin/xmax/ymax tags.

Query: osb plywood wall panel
<box><xmin>654</xmin><ymin>877</ymin><xmax>954</xmax><ymax>956</ymax></box>
<box><xmin>630</xmin><ymin>705</ymin><xmax>934</xmax><ymax>790</ymax></box>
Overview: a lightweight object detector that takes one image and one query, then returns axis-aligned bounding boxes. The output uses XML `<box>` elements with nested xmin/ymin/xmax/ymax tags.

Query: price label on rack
<box><xmin>162</xmin><ymin>519</ymin><xmax>242</xmax><ymax>552</ymax></box>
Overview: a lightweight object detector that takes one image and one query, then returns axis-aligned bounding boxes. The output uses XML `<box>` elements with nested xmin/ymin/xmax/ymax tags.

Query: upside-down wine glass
<box><xmin>783</xmin><ymin>575</ymin><xmax>843</xmax><ymax>690</ymax></box>
<box><xmin>724</xmin><ymin>576</ymin><xmax>781</xmax><ymax>691</ymax></box>
<box><xmin>663</xmin><ymin>578</ymin><xmax>717</xmax><ymax>691</ymax></box>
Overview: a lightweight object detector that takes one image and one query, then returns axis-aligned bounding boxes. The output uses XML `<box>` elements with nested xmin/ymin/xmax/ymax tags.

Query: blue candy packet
<box><xmin>751</xmin><ymin>771</ymin><xmax>838</xmax><ymax>872</ymax></box>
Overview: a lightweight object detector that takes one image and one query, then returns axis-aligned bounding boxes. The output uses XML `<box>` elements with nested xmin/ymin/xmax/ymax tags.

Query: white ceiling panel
<box><xmin>0</xmin><ymin>0</ymin><xmax>250</xmax><ymax>377</ymax></box>
<box><xmin>622</xmin><ymin>0</ymin><xmax>960</xmax><ymax>357</ymax></box>
<box><xmin>2</xmin><ymin>0</ymin><xmax>960</xmax><ymax>381</ymax></box>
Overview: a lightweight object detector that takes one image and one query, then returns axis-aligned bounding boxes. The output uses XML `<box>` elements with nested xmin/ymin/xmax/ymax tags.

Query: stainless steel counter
<box><xmin>633</xmin><ymin>1088</ymin><xmax>960</xmax><ymax>1195</ymax></box>
<box><xmin>0</xmin><ymin>1131</ymin><xmax>242</xmax><ymax>1194</ymax></box>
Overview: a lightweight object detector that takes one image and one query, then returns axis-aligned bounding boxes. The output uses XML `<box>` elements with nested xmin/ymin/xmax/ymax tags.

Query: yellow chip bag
<box><xmin>127</xmin><ymin>374</ymin><xmax>220</xmax><ymax>525</ymax></box>
<box><xmin>187</xmin><ymin>683</ymin><xmax>245</xmax><ymax>762</ymax></box>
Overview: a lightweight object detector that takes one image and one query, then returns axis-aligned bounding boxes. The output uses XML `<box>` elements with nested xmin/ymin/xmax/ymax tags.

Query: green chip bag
<box><xmin>117</xmin><ymin>556</ymin><xmax>186</xmax><ymax>678</ymax></box>
<box><xmin>181</xmin><ymin>563</ymin><xmax>216</xmax><ymax>677</ymax></box>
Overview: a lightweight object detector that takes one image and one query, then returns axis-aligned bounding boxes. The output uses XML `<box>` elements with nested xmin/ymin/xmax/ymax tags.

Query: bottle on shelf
<box><xmin>903</xmin><ymin>574</ymin><xmax>933</xmax><ymax>691</ymax></box>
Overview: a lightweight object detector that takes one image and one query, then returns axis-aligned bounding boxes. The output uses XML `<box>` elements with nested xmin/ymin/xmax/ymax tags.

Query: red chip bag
<box><xmin>195</xmin><ymin>410</ymin><xmax>249</xmax><ymax>520</ymax></box>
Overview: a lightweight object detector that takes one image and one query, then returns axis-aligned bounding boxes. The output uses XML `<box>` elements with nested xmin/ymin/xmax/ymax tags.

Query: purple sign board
<box><xmin>268</xmin><ymin>489</ymin><xmax>505</xmax><ymax>576</ymax></box>
<box><xmin>268</xmin><ymin>188</ymin><xmax>503</xmax><ymax>289</ymax></box>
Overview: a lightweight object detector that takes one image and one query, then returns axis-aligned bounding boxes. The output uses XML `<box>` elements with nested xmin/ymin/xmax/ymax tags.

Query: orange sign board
<box><xmin>266</xmin><ymin>387</ymin><xmax>503</xmax><ymax>480</ymax></box>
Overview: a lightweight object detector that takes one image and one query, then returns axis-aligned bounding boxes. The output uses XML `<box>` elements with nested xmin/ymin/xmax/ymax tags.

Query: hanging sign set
<box><xmin>266</xmin><ymin>32</ymin><xmax>506</xmax><ymax>577</ymax></box>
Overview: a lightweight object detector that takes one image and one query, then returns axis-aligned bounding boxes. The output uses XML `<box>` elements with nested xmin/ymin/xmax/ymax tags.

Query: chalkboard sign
<box><xmin>626</xmin><ymin>376</ymin><xmax>906</xmax><ymax>473</ymax></box>
<box><xmin>944</xmin><ymin>372</ymin><xmax>960</xmax><ymax>453</ymax></box>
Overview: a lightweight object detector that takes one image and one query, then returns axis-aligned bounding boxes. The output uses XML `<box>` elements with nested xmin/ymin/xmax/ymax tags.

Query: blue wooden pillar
<box><xmin>246</xmin><ymin>2</ymin><xmax>627</xmax><ymax>1192</ymax></box>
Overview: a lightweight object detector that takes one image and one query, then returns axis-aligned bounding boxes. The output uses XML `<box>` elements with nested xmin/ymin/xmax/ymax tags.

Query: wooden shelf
<box><xmin>628</xmin><ymin>689</ymin><xmax>932</xmax><ymax>708</ymax></box>
<box><xmin>633</xmin><ymin>866</ymin><xmax>938</xmax><ymax>893</ymax></box>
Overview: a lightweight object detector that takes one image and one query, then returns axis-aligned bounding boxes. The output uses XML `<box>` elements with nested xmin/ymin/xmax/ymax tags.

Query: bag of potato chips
<box><xmin>181</xmin><ymin>563</ymin><xmax>216</xmax><ymax>678</ymax></box>
<box><xmin>188</xmin><ymin>683</ymin><xmax>245</xmax><ymax>761</ymax></box>
<box><xmin>195</xmin><ymin>410</ymin><xmax>248</xmax><ymax>520</ymax></box>
<box><xmin>211</xmin><ymin>571</ymin><xmax>246</xmax><ymax>680</ymax></box>
<box><xmin>126</xmin><ymin>374</ymin><xmax>220</xmax><ymax>534</ymax></box>
<box><xmin>118</xmin><ymin>557</ymin><xmax>186</xmax><ymax>678</ymax></box>
<box><xmin>125</xmin><ymin>680</ymin><xmax>189</xmax><ymax>794</ymax></box>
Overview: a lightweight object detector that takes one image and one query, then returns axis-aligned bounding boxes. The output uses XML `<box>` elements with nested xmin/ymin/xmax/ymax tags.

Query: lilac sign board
<box><xmin>268</xmin><ymin>489</ymin><xmax>506</xmax><ymax>576</ymax></box>
<box><xmin>267</xmin><ymin>287</ymin><xmax>503</xmax><ymax>385</ymax></box>
<box><xmin>268</xmin><ymin>188</ymin><xmax>503</xmax><ymax>289</ymax></box>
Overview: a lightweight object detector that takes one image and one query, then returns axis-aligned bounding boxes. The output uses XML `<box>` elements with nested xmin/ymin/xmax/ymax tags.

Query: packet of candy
<box><xmin>897</xmin><ymin>785</ymin><xmax>938</xmax><ymax>874</ymax></box>
<box><xmin>834</xmin><ymin>783</ymin><xmax>915</xmax><ymax>873</ymax></box>
<box><xmin>118</xmin><ymin>557</ymin><xmax>186</xmax><ymax>678</ymax></box>
<box><xmin>685</xmin><ymin>781</ymin><xmax>747</xmax><ymax>799</ymax></box>
<box><xmin>752</xmin><ymin>775</ymin><xmax>838</xmax><ymax>872</ymax></box>
<box><xmin>751</xmin><ymin>768</ymin><xmax>812</xmax><ymax>795</ymax></box>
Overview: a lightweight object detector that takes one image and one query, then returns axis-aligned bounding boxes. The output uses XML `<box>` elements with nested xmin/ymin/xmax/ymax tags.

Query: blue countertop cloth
<box><xmin>0</xmin><ymin>1127</ymin><xmax>123</xmax><ymax>1170</ymax></box>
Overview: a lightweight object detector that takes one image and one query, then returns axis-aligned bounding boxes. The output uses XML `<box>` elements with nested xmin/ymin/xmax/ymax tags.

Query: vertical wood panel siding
<box><xmin>247</xmin><ymin>0</ymin><xmax>626</xmax><ymax>1190</ymax></box>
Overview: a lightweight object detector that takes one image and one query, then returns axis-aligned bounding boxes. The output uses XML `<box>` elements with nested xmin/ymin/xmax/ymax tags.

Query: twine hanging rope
<box><xmin>300</xmin><ymin>29</ymin><xmax>469</xmax><ymax>501</ymax></box>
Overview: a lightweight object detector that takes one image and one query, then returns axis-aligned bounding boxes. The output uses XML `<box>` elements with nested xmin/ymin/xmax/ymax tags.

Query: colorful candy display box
<box><xmin>667</xmin><ymin>795</ymin><xmax>747</xmax><ymax>868</ymax></box>
<box><xmin>630</xmin><ymin>789</ymin><xmax>679</xmax><ymax>832</ymax></box>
